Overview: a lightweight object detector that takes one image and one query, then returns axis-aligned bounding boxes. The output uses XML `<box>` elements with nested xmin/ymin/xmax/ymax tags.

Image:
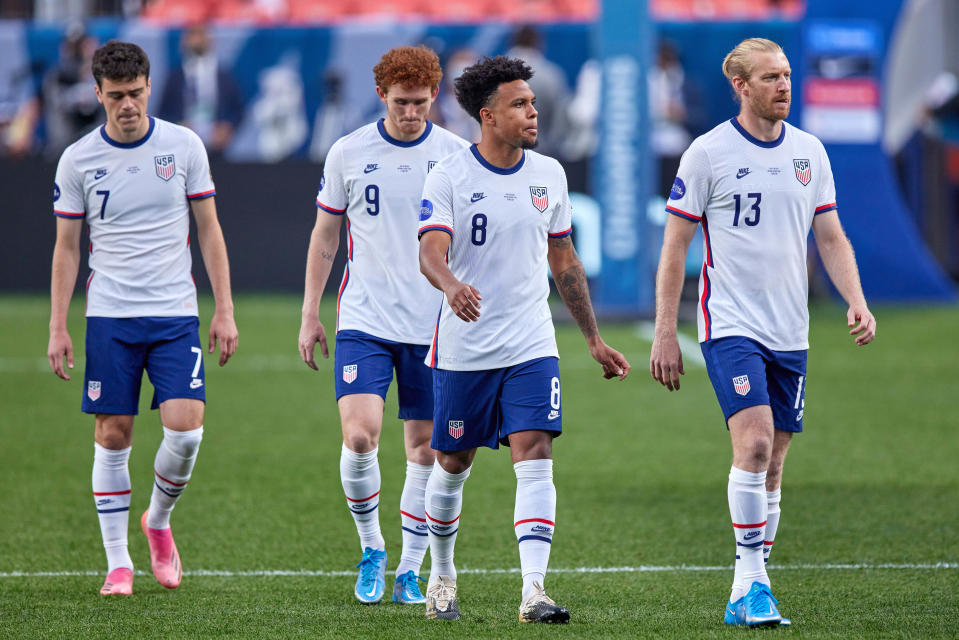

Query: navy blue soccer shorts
<box><xmin>83</xmin><ymin>316</ymin><xmax>205</xmax><ymax>415</ymax></box>
<box><xmin>700</xmin><ymin>336</ymin><xmax>807</xmax><ymax>432</ymax></box>
<box><xmin>431</xmin><ymin>356</ymin><xmax>563</xmax><ymax>452</ymax></box>
<box><xmin>333</xmin><ymin>329</ymin><xmax>433</xmax><ymax>420</ymax></box>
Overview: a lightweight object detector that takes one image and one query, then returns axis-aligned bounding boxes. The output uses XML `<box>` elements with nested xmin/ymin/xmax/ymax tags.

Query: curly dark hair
<box><xmin>92</xmin><ymin>40</ymin><xmax>150</xmax><ymax>87</ymax></box>
<box><xmin>454</xmin><ymin>56</ymin><xmax>533</xmax><ymax>124</ymax></box>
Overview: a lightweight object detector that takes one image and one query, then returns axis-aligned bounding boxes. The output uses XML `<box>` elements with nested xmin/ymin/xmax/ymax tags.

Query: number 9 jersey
<box><xmin>664</xmin><ymin>118</ymin><xmax>838</xmax><ymax>351</ymax></box>
<box><xmin>316</xmin><ymin>120</ymin><xmax>468</xmax><ymax>345</ymax></box>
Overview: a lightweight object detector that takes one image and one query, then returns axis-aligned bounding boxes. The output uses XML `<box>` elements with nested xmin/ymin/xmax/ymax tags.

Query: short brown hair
<box><xmin>373</xmin><ymin>45</ymin><xmax>443</xmax><ymax>92</ymax></box>
<box><xmin>92</xmin><ymin>40</ymin><xmax>150</xmax><ymax>87</ymax></box>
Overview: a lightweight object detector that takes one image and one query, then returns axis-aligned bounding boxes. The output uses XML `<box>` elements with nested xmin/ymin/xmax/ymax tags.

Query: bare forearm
<box><xmin>302</xmin><ymin>227</ymin><xmax>339</xmax><ymax>317</ymax></box>
<box><xmin>553</xmin><ymin>261</ymin><xmax>599</xmax><ymax>340</ymax></box>
<box><xmin>197</xmin><ymin>224</ymin><xmax>234</xmax><ymax>313</ymax></box>
<box><xmin>50</xmin><ymin>242</ymin><xmax>80</xmax><ymax>330</ymax></box>
<box><xmin>420</xmin><ymin>246</ymin><xmax>459</xmax><ymax>294</ymax></box>
<box><xmin>818</xmin><ymin>235</ymin><xmax>867</xmax><ymax>308</ymax></box>
<box><xmin>653</xmin><ymin>251</ymin><xmax>686</xmax><ymax>337</ymax></box>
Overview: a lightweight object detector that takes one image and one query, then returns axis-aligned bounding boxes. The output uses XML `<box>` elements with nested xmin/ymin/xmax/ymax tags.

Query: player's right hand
<box><xmin>649</xmin><ymin>333</ymin><xmax>684</xmax><ymax>391</ymax></box>
<box><xmin>47</xmin><ymin>329</ymin><xmax>74</xmax><ymax>380</ymax></box>
<box><xmin>298</xmin><ymin>316</ymin><xmax>329</xmax><ymax>370</ymax></box>
<box><xmin>445</xmin><ymin>283</ymin><xmax>483</xmax><ymax>322</ymax></box>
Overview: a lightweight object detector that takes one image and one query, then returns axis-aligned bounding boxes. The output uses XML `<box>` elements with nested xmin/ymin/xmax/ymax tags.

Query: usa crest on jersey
<box><xmin>732</xmin><ymin>375</ymin><xmax>750</xmax><ymax>396</ymax></box>
<box><xmin>793</xmin><ymin>159</ymin><xmax>811</xmax><ymax>186</ymax></box>
<box><xmin>530</xmin><ymin>186</ymin><xmax>548</xmax><ymax>212</ymax></box>
<box><xmin>87</xmin><ymin>380</ymin><xmax>102</xmax><ymax>401</ymax></box>
<box><xmin>155</xmin><ymin>154</ymin><xmax>176</xmax><ymax>181</ymax></box>
<box><xmin>342</xmin><ymin>364</ymin><xmax>358</xmax><ymax>384</ymax></box>
<box><xmin>448</xmin><ymin>420</ymin><xmax>464</xmax><ymax>439</ymax></box>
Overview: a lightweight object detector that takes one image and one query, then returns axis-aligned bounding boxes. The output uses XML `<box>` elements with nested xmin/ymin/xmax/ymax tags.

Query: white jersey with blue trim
<box><xmin>53</xmin><ymin>117</ymin><xmax>215</xmax><ymax>318</ymax></box>
<box><xmin>666</xmin><ymin>118</ymin><xmax>838</xmax><ymax>351</ymax></box>
<box><xmin>316</xmin><ymin>119</ymin><xmax>468</xmax><ymax>344</ymax></box>
<box><xmin>418</xmin><ymin>145</ymin><xmax>573</xmax><ymax>371</ymax></box>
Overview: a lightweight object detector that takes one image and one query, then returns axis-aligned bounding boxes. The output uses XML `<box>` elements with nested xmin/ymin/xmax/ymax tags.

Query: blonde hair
<box><xmin>722</xmin><ymin>38</ymin><xmax>784</xmax><ymax>99</ymax></box>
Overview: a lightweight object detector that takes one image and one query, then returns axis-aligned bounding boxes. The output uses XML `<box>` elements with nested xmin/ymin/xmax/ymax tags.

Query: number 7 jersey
<box><xmin>665</xmin><ymin>118</ymin><xmax>838</xmax><ymax>351</ymax></box>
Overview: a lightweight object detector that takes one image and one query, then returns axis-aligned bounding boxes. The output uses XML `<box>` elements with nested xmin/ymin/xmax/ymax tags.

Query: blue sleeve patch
<box><xmin>54</xmin><ymin>182</ymin><xmax>60</xmax><ymax>202</ymax></box>
<box><xmin>669</xmin><ymin>177</ymin><xmax>686</xmax><ymax>200</ymax></box>
<box><xmin>318</xmin><ymin>173</ymin><xmax>325</xmax><ymax>192</ymax></box>
<box><xmin>419</xmin><ymin>199</ymin><xmax>434</xmax><ymax>221</ymax></box>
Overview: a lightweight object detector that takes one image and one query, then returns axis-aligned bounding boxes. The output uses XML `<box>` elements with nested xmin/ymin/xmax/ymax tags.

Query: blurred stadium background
<box><xmin>1</xmin><ymin>2</ymin><xmax>958</xmax><ymax>637</ymax></box>
<box><xmin>1</xmin><ymin>0</ymin><xmax>956</xmax><ymax>310</ymax></box>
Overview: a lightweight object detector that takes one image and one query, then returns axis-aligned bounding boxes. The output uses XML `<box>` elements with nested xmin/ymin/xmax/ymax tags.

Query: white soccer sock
<box><xmin>425</xmin><ymin>461</ymin><xmax>471</xmax><ymax>582</ymax></box>
<box><xmin>513</xmin><ymin>459</ymin><xmax>556</xmax><ymax>600</ymax></box>
<box><xmin>147</xmin><ymin>426</ymin><xmax>203</xmax><ymax>530</ymax></box>
<box><xmin>728</xmin><ymin>466</ymin><xmax>768</xmax><ymax>602</ymax></box>
<box><xmin>340</xmin><ymin>444</ymin><xmax>384</xmax><ymax>551</ymax></box>
<box><xmin>764</xmin><ymin>488</ymin><xmax>781</xmax><ymax>565</ymax></box>
<box><xmin>396</xmin><ymin>461</ymin><xmax>432</xmax><ymax>576</ymax></box>
<box><xmin>92</xmin><ymin>443</ymin><xmax>133</xmax><ymax>572</ymax></box>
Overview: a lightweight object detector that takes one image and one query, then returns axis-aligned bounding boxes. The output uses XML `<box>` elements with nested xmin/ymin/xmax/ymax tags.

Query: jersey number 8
<box><xmin>471</xmin><ymin>213</ymin><xmax>487</xmax><ymax>246</ymax></box>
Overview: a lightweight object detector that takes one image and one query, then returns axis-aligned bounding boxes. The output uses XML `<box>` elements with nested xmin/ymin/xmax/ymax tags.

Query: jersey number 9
<box><xmin>365</xmin><ymin>184</ymin><xmax>379</xmax><ymax>216</ymax></box>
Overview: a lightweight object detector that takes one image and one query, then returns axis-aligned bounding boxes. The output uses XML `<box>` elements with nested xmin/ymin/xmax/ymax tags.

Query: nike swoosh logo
<box><xmin>364</xmin><ymin>167</ymin><xmax>378</xmax><ymax>174</ymax></box>
<box><xmin>365</xmin><ymin>580</ymin><xmax>378</xmax><ymax>597</ymax></box>
<box><xmin>471</xmin><ymin>195</ymin><xmax>485</xmax><ymax>202</ymax></box>
<box><xmin>727</xmin><ymin>606</ymin><xmax>735</xmax><ymax>616</ymax></box>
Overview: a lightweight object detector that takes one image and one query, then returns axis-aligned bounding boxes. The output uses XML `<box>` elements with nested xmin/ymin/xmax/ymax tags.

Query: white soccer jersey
<box><xmin>316</xmin><ymin>120</ymin><xmax>468</xmax><ymax>344</ymax></box>
<box><xmin>666</xmin><ymin>118</ymin><xmax>838</xmax><ymax>351</ymax></box>
<box><xmin>418</xmin><ymin>145</ymin><xmax>573</xmax><ymax>371</ymax></box>
<box><xmin>53</xmin><ymin>117</ymin><xmax>215</xmax><ymax>318</ymax></box>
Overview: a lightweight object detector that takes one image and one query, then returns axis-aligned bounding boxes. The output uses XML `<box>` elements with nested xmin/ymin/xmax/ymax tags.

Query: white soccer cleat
<box><xmin>425</xmin><ymin>574</ymin><xmax>460</xmax><ymax>620</ymax></box>
<box><xmin>519</xmin><ymin>582</ymin><xmax>570</xmax><ymax>624</ymax></box>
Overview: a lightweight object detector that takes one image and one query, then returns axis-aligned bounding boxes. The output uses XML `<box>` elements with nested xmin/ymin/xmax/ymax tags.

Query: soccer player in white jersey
<box><xmin>649</xmin><ymin>38</ymin><xmax>876</xmax><ymax>627</ymax></box>
<box><xmin>417</xmin><ymin>56</ymin><xmax>631</xmax><ymax>623</ymax></box>
<box><xmin>298</xmin><ymin>46</ymin><xmax>468</xmax><ymax>606</ymax></box>
<box><xmin>47</xmin><ymin>41</ymin><xmax>238</xmax><ymax>596</ymax></box>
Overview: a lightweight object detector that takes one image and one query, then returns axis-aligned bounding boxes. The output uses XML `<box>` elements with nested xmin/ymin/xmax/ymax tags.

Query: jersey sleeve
<box><xmin>664</xmin><ymin>140</ymin><xmax>710</xmax><ymax>223</ymax></box>
<box><xmin>547</xmin><ymin>162</ymin><xmax>573</xmax><ymax>238</ymax></box>
<box><xmin>53</xmin><ymin>147</ymin><xmax>85</xmax><ymax>219</ymax></box>
<box><xmin>185</xmin><ymin>131</ymin><xmax>216</xmax><ymax>200</ymax></box>
<box><xmin>315</xmin><ymin>140</ymin><xmax>348</xmax><ymax>215</ymax></box>
<box><xmin>418</xmin><ymin>165</ymin><xmax>454</xmax><ymax>238</ymax></box>
<box><xmin>814</xmin><ymin>140</ymin><xmax>837</xmax><ymax>215</ymax></box>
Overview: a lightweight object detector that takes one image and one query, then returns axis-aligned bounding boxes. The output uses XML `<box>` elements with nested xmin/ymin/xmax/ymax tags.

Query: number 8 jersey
<box><xmin>418</xmin><ymin>145</ymin><xmax>573</xmax><ymax>371</ymax></box>
<box><xmin>665</xmin><ymin>118</ymin><xmax>838</xmax><ymax>351</ymax></box>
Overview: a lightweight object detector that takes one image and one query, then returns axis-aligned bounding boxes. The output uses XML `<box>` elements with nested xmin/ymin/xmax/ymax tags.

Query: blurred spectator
<box><xmin>158</xmin><ymin>24</ymin><xmax>243</xmax><ymax>158</ymax></box>
<box><xmin>430</xmin><ymin>48</ymin><xmax>480</xmax><ymax>144</ymax></box>
<box><xmin>309</xmin><ymin>70</ymin><xmax>351</xmax><ymax>162</ymax></box>
<box><xmin>648</xmin><ymin>39</ymin><xmax>706</xmax><ymax>198</ymax></box>
<box><xmin>41</xmin><ymin>24</ymin><xmax>102</xmax><ymax>158</ymax></box>
<box><xmin>507</xmin><ymin>25</ymin><xmax>570</xmax><ymax>158</ymax></box>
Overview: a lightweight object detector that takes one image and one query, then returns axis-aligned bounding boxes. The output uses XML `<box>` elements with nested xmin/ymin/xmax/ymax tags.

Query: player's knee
<box><xmin>94</xmin><ymin>415</ymin><xmax>134</xmax><ymax>449</ymax></box>
<box><xmin>343</xmin><ymin>430</ymin><xmax>379</xmax><ymax>453</ymax></box>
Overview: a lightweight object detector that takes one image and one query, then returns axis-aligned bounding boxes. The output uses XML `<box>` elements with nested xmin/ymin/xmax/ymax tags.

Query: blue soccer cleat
<box><xmin>724</xmin><ymin>596</ymin><xmax>746</xmax><ymax>625</ymax></box>
<box><xmin>354</xmin><ymin>547</ymin><xmax>387</xmax><ymax>604</ymax></box>
<box><xmin>392</xmin><ymin>570</ymin><xmax>426</xmax><ymax>604</ymax></box>
<box><xmin>743</xmin><ymin>581</ymin><xmax>782</xmax><ymax>627</ymax></box>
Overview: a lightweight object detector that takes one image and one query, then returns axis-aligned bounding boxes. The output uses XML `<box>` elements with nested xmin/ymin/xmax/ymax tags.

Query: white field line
<box><xmin>2</xmin><ymin>563</ymin><xmax>956</xmax><ymax>579</ymax></box>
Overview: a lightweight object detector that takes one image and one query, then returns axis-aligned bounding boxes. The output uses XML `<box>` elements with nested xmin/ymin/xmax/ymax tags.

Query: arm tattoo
<box><xmin>554</xmin><ymin>261</ymin><xmax>599</xmax><ymax>339</ymax></box>
<box><xmin>320</xmin><ymin>250</ymin><xmax>335</xmax><ymax>262</ymax></box>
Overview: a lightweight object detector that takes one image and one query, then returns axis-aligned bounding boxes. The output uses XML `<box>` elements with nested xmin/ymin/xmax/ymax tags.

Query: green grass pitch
<box><xmin>1</xmin><ymin>294</ymin><xmax>957</xmax><ymax>638</ymax></box>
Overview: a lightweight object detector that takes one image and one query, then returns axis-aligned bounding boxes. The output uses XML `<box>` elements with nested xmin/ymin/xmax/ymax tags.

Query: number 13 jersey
<box><xmin>665</xmin><ymin>118</ymin><xmax>838</xmax><ymax>351</ymax></box>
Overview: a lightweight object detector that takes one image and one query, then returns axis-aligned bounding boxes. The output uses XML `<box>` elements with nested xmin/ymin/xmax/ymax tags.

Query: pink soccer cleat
<box><xmin>141</xmin><ymin>510</ymin><xmax>182</xmax><ymax>589</ymax></box>
<box><xmin>99</xmin><ymin>567</ymin><xmax>133</xmax><ymax>595</ymax></box>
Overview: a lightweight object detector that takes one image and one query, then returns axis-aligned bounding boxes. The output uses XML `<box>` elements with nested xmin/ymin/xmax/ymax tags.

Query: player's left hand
<box><xmin>847</xmin><ymin>304</ymin><xmax>876</xmax><ymax>346</ymax></box>
<box><xmin>587</xmin><ymin>336</ymin><xmax>630</xmax><ymax>380</ymax></box>
<box><xmin>209</xmin><ymin>310</ymin><xmax>238</xmax><ymax>366</ymax></box>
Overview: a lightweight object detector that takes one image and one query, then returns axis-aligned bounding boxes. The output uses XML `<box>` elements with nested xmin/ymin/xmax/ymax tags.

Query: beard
<box><xmin>752</xmin><ymin>95</ymin><xmax>790</xmax><ymax>121</ymax></box>
<box><xmin>519</xmin><ymin>137</ymin><xmax>538</xmax><ymax>150</ymax></box>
